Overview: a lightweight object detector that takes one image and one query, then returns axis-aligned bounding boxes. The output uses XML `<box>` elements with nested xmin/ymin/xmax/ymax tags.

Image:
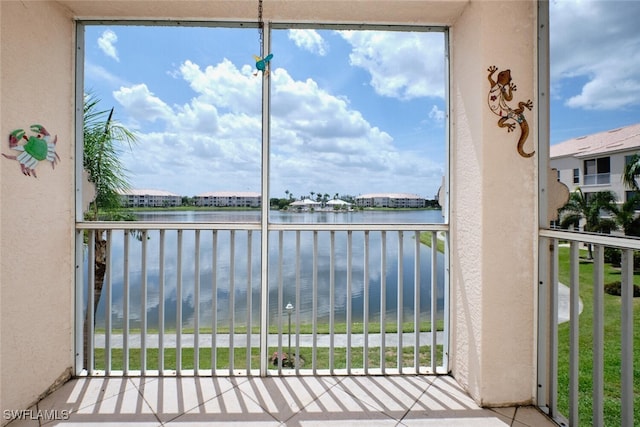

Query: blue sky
<box><xmin>83</xmin><ymin>0</ymin><xmax>640</xmax><ymax>199</ymax></box>
<box><xmin>549</xmin><ymin>0</ymin><xmax>640</xmax><ymax>143</ymax></box>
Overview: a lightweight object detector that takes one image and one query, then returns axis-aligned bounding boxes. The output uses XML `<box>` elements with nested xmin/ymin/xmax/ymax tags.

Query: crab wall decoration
<box><xmin>3</xmin><ymin>124</ymin><xmax>60</xmax><ymax>177</ymax></box>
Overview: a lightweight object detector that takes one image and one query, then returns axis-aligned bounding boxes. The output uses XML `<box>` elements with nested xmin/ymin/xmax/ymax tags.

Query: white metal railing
<box><xmin>583</xmin><ymin>173</ymin><xmax>610</xmax><ymax>186</ymax></box>
<box><xmin>538</xmin><ymin>229</ymin><xmax>637</xmax><ymax>427</ymax></box>
<box><xmin>76</xmin><ymin>222</ymin><xmax>449</xmax><ymax>377</ymax></box>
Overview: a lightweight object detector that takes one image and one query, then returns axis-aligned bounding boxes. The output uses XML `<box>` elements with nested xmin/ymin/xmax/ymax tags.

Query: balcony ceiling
<box><xmin>56</xmin><ymin>0</ymin><xmax>469</xmax><ymax>26</ymax></box>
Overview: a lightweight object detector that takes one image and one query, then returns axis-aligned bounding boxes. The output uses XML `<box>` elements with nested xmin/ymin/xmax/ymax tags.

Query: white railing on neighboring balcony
<box><xmin>582</xmin><ymin>173</ymin><xmax>610</xmax><ymax>186</ymax></box>
<box><xmin>75</xmin><ymin>222</ymin><xmax>449</xmax><ymax>377</ymax></box>
<box><xmin>538</xmin><ymin>229</ymin><xmax>637</xmax><ymax>427</ymax></box>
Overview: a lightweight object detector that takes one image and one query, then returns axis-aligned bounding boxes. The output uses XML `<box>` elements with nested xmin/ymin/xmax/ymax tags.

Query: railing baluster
<box><xmin>430</xmin><ymin>231</ymin><xmax>437</xmax><ymax>373</ymax></box>
<box><xmin>141</xmin><ymin>230</ymin><xmax>148</xmax><ymax>375</ymax></box>
<box><xmin>549</xmin><ymin>238</ymin><xmax>559</xmax><ymax>418</ymax></box>
<box><xmin>312</xmin><ymin>231</ymin><xmax>318</xmax><ymax>374</ymax></box>
<box><xmin>295</xmin><ymin>231</ymin><xmax>301</xmax><ymax>375</ymax></box>
<box><xmin>123</xmin><ymin>232</ymin><xmax>129</xmax><ymax>375</ymax></box>
<box><xmin>277</xmin><ymin>231</ymin><xmax>283</xmax><ymax>373</ymax></box>
<box><xmin>621</xmin><ymin>249</ymin><xmax>634</xmax><ymax>427</ymax></box>
<box><xmin>176</xmin><ymin>230</ymin><xmax>183</xmax><ymax>374</ymax></box>
<box><xmin>380</xmin><ymin>231</ymin><xmax>387</xmax><ymax>374</ymax></box>
<box><xmin>442</xmin><ymin>231</ymin><xmax>450</xmax><ymax>372</ymax></box>
<box><xmin>87</xmin><ymin>230</ymin><xmax>95</xmax><ymax>375</ymax></box>
<box><xmin>229</xmin><ymin>230</ymin><xmax>235</xmax><ymax>375</ymax></box>
<box><xmin>105</xmin><ymin>230</ymin><xmax>112</xmax><ymax>375</ymax></box>
<box><xmin>246</xmin><ymin>230</ymin><xmax>252</xmax><ymax>372</ymax></box>
<box><xmin>363</xmin><ymin>231</ymin><xmax>370</xmax><ymax>374</ymax></box>
<box><xmin>592</xmin><ymin>244</ymin><xmax>604</xmax><ymax>427</ymax></box>
<box><xmin>569</xmin><ymin>241</ymin><xmax>579</xmax><ymax>426</ymax></box>
<box><xmin>397</xmin><ymin>230</ymin><xmax>404</xmax><ymax>373</ymax></box>
<box><xmin>414</xmin><ymin>231</ymin><xmax>421</xmax><ymax>373</ymax></box>
<box><xmin>329</xmin><ymin>230</ymin><xmax>335</xmax><ymax>374</ymax></box>
<box><xmin>211</xmin><ymin>230</ymin><xmax>218</xmax><ymax>375</ymax></box>
<box><xmin>346</xmin><ymin>230</ymin><xmax>352</xmax><ymax>373</ymax></box>
<box><xmin>194</xmin><ymin>230</ymin><xmax>200</xmax><ymax>374</ymax></box>
<box><xmin>568</xmin><ymin>242</ymin><xmax>580</xmax><ymax>426</ymax></box>
<box><xmin>158</xmin><ymin>230</ymin><xmax>165</xmax><ymax>374</ymax></box>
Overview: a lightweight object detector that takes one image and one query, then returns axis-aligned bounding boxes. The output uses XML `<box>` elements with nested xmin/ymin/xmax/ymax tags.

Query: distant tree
<box><xmin>611</xmin><ymin>193</ymin><xmax>640</xmax><ymax>236</ymax></box>
<box><xmin>270</xmin><ymin>197</ymin><xmax>290</xmax><ymax>210</ymax></box>
<box><xmin>558</xmin><ymin>188</ymin><xmax>618</xmax><ymax>258</ymax></box>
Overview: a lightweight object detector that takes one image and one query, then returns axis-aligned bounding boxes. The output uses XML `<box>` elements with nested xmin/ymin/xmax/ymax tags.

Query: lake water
<box><xmin>91</xmin><ymin>209</ymin><xmax>445</xmax><ymax>330</ymax></box>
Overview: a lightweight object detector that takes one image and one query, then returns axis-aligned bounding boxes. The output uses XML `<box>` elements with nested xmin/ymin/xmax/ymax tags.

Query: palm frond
<box><xmin>83</xmin><ymin>92</ymin><xmax>137</xmax><ymax>217</ymax></box>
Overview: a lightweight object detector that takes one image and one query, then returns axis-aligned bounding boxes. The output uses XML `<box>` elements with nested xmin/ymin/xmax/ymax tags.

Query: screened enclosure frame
<box><xmin>74</xmin><ymin>19</ymin><xmax>451</xmax><ymax>377</ymax></box>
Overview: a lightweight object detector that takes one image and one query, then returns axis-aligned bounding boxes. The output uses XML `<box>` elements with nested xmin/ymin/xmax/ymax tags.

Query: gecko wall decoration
<box><xmin>487</xmin><ymin>65</ymin><xmax>534</xmax><ymax>158</ymax></box>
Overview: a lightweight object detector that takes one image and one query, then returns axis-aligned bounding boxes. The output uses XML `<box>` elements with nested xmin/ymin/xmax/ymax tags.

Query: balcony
<box><xmin>16</xmin><ymin>376</ymin><xmax>555</xmax><ymax>426</ymax></box>
<box><xmin>583</xmin><ymin>173</ymin><xmax>610</xmax><ymax>186</ymax></box>
<box><xmin>24</xmin><ymin>221</ymin><xmax>563</xmax><ymax>426</ymax></box>
<box><xmin>60</xmin><ymin>221</ymin><xmax>640</xmax><ymax>426</ymax></box>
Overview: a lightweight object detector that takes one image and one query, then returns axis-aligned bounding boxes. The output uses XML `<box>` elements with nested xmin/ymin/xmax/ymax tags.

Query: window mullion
<box><xmin>259</xmin><ymin>22</ymin><xmax>272</xmax><ymax>376</ymax></box>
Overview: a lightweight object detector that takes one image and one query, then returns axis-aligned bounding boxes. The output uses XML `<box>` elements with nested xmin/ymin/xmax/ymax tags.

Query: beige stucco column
<box><xmin>449</xmin><ymin>1</ymin><xmax>538</xmax><ymax>406</ymax></box>
<box><xmin>0</xmin><ymin>1</ymin><xmax>75</xmax><ymax>415</ymax></box>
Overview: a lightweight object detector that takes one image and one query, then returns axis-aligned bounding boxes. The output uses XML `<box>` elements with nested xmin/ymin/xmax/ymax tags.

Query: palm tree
<box><xmin>622</xmin><ymin>153</ymin><xmax>640</xmax><ymax>191</ymax></box>
<box><xmin>84</xmin><ymin>95</ymin><xmax>136</xmax><ymax>218</ymax></box>
<box><xmin>83</xmin><ymin>92</ymin><xmax>137</xmax><ymax>369</ymax></box>
<box><xmin>611</xmin><ymin>193</ymin><xmax>640</xmax><ymax>236</ymax></box>
<box><xmin>558</xmin><ymin>188</ymin><xmax>618</xmax><ymax>258</ymax></box>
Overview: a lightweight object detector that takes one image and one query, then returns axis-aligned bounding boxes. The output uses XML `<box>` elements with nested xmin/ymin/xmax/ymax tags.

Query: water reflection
<box><xmin>90</xmin><ymin>210</ymin><xmax>445</xmax><ymax>330</ymax></box>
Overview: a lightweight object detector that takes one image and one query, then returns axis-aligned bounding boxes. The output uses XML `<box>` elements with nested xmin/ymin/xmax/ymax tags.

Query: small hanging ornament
<box><xmin>253</xmin><ymin>0</ymin><xmax>273</xmax><ymax>76</ymax></box>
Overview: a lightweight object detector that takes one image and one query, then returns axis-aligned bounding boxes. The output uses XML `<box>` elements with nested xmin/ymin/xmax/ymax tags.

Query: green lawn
<box><xmin>418</xmin><ymin>231</ymin><xmax>445</xmax><ymax>253</ymax></box>
<box><xmin>94</xmin><ymin>345</ymin><xmax>444</xmax><ymax>372</ymax></box>
<box><xmin>555</xmin><ymin>246</ymin><xmax>640</xmax><ymax>426</ymax></box>
<box><xmin>96</xmin><ymin>320</ymin><xmax>445</xmax><ymax>335</ymax></box>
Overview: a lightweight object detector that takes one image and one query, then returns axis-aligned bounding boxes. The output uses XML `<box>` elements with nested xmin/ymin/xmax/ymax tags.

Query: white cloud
<box><xmin>85</xmin><ymin>62</ymin><xmax>128</xmax><ymax>89</ymax></box>
<box><xmin>288</xmin><ymin>29</ymin><xmax>328</xmax><ymax>56</ymax></box>
<box><xmin>339</xmin><ymin>31</ymin><xmax>445</xmax><ymax>100</ymax></box>
<box><xmin>428</xmin><ymin>105</ymin><xmax>445</xmax><ymax>124</ymax></box>
<box><xmin>97</xmin><ymin>29</ymin><xmax>119</xmax><ymax>62</ymax></box>
<box><xmin>113</xmin><ymin>84</ymin><xmax>174</xmax><ymax>124</ymax></box>
<box><xmin>551</xmin><ymin>0</ymin><xmax>640</xmax><ymax>110</ymax></box>
<box><xmin>115</xmin><ymin>57</ymin><xmax>442</xmax><ymax>197</ymax></box>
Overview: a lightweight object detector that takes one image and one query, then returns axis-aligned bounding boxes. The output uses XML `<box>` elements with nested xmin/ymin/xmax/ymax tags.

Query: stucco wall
<box><xmin>450</xmin><ymin>0</ymin><xmax>537</xmax><ymax>405</ymax></box>
<box><xmin>0</xmin><ymin>0</ymin><xmax>75</xmax><ymax>416</ymax></box>
<box><xmin>0</xmin><ymin>0</ymin><xmax>540</xmax><ymax>414</ymax></box>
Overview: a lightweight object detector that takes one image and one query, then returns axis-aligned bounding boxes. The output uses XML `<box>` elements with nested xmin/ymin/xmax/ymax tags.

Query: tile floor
<box><xmin>6</xmin><ymin>375</ymin><xmax>558</xmax><ymax>426</ymax></box>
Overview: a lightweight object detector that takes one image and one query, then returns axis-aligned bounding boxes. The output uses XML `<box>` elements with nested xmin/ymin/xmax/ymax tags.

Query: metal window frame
<box><xmin>74</xmin><ymin>19</ymin><xmax>451</xmax><ymax>376</ymax></box>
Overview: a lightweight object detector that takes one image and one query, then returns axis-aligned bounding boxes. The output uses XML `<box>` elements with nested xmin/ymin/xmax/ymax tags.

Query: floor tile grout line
<box><xmin>279</xmin><ymin>376</ymin><xmax>363</xmax><ymax>424</ymax></box>
<box><xmin>305</xmin><ymin>376</ymin><xmax>403</xmax><ymax>424</ymax></box>
<box><xmin>128</xmin><ymin>377</ymin><xmax>166</xmax><ymax>426</ymax></box>
<box><xmin>397</xmin><ymin>375</ymin><xmax>439</xmax><ymax>424</ymax></box>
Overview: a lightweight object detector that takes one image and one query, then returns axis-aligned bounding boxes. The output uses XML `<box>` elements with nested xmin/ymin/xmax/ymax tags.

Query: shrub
<box><xmin>603</xmin><ymin>248</ymin><xmax>640</xmax><ymax>269</ymax></box>
<box><xmin>604</xmin><ymin>281</ymin><xmax>640</xmax><ymax>297</ymax></box>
